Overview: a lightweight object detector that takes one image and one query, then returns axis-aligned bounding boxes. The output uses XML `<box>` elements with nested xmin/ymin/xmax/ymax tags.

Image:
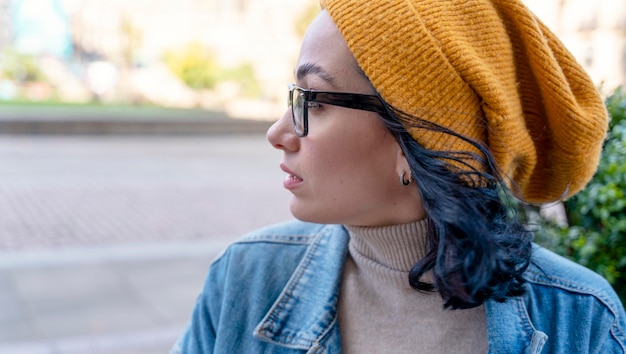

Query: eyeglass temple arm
<box><xmin>311</xmin><ymin>92</ymin><xmax>389</xmax><ymax>116</ymax></box>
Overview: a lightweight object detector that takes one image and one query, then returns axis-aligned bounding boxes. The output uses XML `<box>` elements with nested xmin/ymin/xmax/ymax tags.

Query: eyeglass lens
<box><xmin>291</xmin><ymin>87</ymin><xmax>305</xmax><ymax>136</ymax></box>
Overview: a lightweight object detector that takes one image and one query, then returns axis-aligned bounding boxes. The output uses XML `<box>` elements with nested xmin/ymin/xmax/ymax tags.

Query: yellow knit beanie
<box><xmin>320</xmin><ymin>0</ymin><xmax>608</xmax><ymax>203</ymax></box>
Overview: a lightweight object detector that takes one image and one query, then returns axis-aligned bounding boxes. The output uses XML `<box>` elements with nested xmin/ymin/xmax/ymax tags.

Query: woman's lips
<box><xmin>280</xmin><ymin>163</ymin><xmax>303</xmax><ymax>190</ymax></box>
<box><xmin>283</xmin><ymin>174</ymin><xmax>304</xmax><ymax>189</ymax></box>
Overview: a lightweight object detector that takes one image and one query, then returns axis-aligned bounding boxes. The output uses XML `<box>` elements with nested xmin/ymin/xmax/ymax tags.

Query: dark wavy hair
<box><xmin>377</xmin><ymin>102</ymin><xmax>533</xmax><ymax>310</ymax></box>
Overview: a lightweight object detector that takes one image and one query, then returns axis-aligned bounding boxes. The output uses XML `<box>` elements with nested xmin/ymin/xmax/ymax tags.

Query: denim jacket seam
<box><xmin>513</xmin><ymin>295</ymin><xmax>541</xmax><ymax>341</ymax></box>
<box><xmin>210</xmin><ymin>235</ymin><xmax>317</xmax><ymax>276</ymax></box>
<box><xmin>238</xmin><ymin>234</ymin><xmax>317</xmax><ymax>245</ymax></box>
<box><xmin>524</xmin><ymin>271</ymin><xmax>626</xmax><ymax>346</ymax></box>
<box><xmin>308</xmin><ymin>307</ymin><xmax>339</xmax><ymax>354</ymax></box>
<box><xmin>257</xmin><ymin>240</ymin><xmax>321</xmax><ymax>343</ymax></box>
<box><xmin>610</xmin><ymin>325</ymin><xmax>626</xmax><ymax>352</ymax></box>
<box><xmin>525</xmin><ymin>270</ymin><xmax>621</xmax><ymax>315</ymax></box>
<box><xmin>255</xmin><ymin>226</ymin><xmax>333</xmax><ymax>348</ymax></box>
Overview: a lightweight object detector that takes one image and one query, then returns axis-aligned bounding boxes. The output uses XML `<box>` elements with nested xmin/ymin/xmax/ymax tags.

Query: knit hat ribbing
<box><xmin>320</xmin><ymin>0</ymin><xmax>608</xmax><ymax>203</ymax></box>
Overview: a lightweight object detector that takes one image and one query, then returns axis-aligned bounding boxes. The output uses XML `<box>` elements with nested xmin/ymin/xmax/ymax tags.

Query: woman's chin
<box><xmin>289</xmin><ymin>200</ymin><xmax>333</xmax><ymax>224</ymax></box>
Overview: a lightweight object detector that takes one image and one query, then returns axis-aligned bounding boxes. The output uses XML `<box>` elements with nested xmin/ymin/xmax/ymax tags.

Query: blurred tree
<box><xmin>164</xmin><ymin>42</ymin><xmax>221</xmax><ymax>90</ymax></box>
<box><xmin>163</xmin><ymin>42</ymin><xmax>258</xmax><ymax>97</ymax></box>
<box><xmin>117</xmin><ymin>14</ymin><xmax>142</xmax><ymax>103</ymax></box>
<box><xmin>222</xmin><ymin>63</ymin><xmax>260</xmax><ymax>97</ymax></box>
<box><xmin>0</xmin><ymin>48</ymin><xmax>46</xmax><ymax>83</ymax></box>
<box><xmin>119</xmin><ymin>14</ymin><xmax>142</xmax><ymax>69</ymax></box>
<box><xmin>535</xmin><ymin>87</ymin><xmax>626</xmax><ymax>303</ymax></box>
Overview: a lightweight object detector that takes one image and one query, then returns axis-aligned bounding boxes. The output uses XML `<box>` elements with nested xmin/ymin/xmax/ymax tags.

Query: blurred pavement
<box><xmin>0</xmin><ymin>134</ymin><xmax>292</xmax><ymax>353</ymax></box>
<box><xmin>0</xmin><ymin>105</ymin><xmax>274</xmax><ymax>135</ymax></box>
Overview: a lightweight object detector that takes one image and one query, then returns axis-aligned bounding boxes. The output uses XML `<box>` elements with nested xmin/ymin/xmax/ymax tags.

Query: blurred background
<box><xmin>0</xmin><ymin>0</ymin><xmax>624</xmax><ymax>353</ymax></box>
<box><xmin>0</xmin><ymin>0</ymin><xmax>322</xmax><ymax>116</ymax></box>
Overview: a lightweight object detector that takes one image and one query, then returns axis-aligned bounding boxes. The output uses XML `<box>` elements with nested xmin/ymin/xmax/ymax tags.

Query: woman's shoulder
<box><xmin>525</xmin><ymin>244</ymin><xmax>624</xmax><ymax>315</ymax></box>
<box><xmin>235</xmin><ymin>220</ymin><xmax>344</xmax><ymax>245</ymax></box>
<box><xmin>237</xmin><ymin>220</ymin><xmax>341</xmax><ymax>242</ymax></box>
<box><xmin>526</xmin><ymin>245</ymin><xmax>614</xmax><ymax>293</ymax></box>
<box><xmin>204</xmin><ymin>220</ymin><xmax>350</xmax><ymax>303</ymax></box>
<box><xmin>211</xmin><ymin>220</ymin><xmax>348</xmax><ymax>269</ymax></box>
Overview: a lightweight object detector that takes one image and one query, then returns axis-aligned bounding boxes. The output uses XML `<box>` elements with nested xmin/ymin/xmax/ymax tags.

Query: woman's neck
<box><xmin>344</xmin><ymin>218</ymin><xmax>430</xmax><ymax>288</ymax></box>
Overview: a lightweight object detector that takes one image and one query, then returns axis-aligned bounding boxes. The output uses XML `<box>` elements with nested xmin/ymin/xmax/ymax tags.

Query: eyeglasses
<box><xmin>288</xmin><ymin>83</ymin><xmax>389</xmax><ymax>137</ymax></box>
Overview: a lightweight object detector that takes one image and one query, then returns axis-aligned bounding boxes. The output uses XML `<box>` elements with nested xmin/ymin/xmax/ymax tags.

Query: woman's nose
<box><xmin>267</xmin><ymin>109</ymin><xmax>300</xmax><ymax>152</ymax></box>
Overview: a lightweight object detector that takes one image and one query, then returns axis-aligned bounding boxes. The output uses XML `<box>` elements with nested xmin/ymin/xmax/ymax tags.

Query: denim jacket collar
<box><xmin>253</xmin><ymin>224</ymin><xmax>547</xmax><ymax>353</ymax></box>
<box><xmin>253</xmin><ymin>224</ymin><xmax>349</xmax><ymax>353</ymax></box>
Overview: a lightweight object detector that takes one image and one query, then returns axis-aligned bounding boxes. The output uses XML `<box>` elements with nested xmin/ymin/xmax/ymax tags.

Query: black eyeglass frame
<box><xmin>288</xmin><ymin>83</ymin><xmax>389</xmax><ymax>137</ymax></box>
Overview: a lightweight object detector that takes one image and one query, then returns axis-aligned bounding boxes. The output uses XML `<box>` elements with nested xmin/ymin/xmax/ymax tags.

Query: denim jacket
<box><xmin>172</xmin><ymin>220</ymin><xmax>626</xmax><ymax>353</ymax></box>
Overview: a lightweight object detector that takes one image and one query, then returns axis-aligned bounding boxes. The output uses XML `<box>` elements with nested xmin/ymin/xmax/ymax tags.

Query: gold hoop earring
<box><xmin>400</xmin><ymin>171</ymin><xmax>412</xmax><ymax>186</ymax></box>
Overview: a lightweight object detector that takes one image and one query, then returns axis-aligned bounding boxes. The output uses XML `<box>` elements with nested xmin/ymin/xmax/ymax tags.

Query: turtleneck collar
<box><xmin>344</xmin><ymin>218</ymin><xmax>431</xmax><ymax>289</ymax></box>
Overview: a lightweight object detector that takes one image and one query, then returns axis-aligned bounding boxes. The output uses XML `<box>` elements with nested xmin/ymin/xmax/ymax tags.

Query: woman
<box><xmin>173</xmin><ymin>0</ymin><xmax>626</xmax><ymax>352</ymax></box>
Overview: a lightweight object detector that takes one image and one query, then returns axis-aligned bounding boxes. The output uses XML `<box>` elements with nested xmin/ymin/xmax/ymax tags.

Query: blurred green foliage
<box><xmin>163</xmin><ymin>42</ymin><xmax>259</xmax><ymax>96</ymax></box>
<box><xmin>0</xmin><ymin>49</ymin><xmax>46</xmax><ymax>83</ymax></box>
<box><xmin>163</xmin><ymin>42</ymin><xmax>220</xmax><ymax>90</ymax></box>
<box><xmin>223</xmin><ymin>63</ymin><xmax>259</xmax><ymax>97</ymax></box>
<box><xmin>535</xmin><ymin>87</ymin><xmax>626</xmax><ymax>302</ymax></box>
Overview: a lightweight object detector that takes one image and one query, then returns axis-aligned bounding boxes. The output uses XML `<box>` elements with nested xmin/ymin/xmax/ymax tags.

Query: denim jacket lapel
<box><xmin>485</xmin><ymin>296</ymin><xmax>547</xmax><ymax>354</ymax></box>
<box><xmin>254</xmin><ymin>224</ymin><xmax>349</xmax><ymax>353</ymax></box>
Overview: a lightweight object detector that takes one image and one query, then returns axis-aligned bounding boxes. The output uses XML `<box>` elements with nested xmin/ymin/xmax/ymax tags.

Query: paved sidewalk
<box><xmin>0</xmin><ymin>135</ymin><xmax>293</xmax><ymax>353</ymax></box>
<box><xmin>0</xmin><ymin>135</ymin><xmax>290</xmax><ymax>250</ymax></box>
<box><xmin>0</xmin><ymin>243</ymin><xmax>221</xmax><ymax>354</ymax></box>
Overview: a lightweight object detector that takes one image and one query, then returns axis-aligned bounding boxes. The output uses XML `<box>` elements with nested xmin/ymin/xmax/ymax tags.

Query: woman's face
<box><xmin>267</xmin><ymin>10</ymin><xmax>424</xmax><ymax>227</ymax></box>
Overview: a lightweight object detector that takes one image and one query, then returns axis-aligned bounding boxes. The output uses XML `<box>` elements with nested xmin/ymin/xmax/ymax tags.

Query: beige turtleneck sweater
<box><xmin>338</xmin><ymin>219</ymin><xmax>488</xmax><ymax>353</ymax></box>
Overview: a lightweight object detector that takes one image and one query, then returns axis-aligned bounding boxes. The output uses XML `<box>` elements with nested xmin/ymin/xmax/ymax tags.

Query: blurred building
<box><xmin>11</xmin><ymin>0</ymin><xmax>72</xmax><ymax>58</ymax></box>
<box><xmin>1</xmin><ymin>0</ymin><xmax>625</xmax><ymax>111</ymax></box>
<box><xmin>0</xmin><ymin>0</ymin><xmax>12</xmax><ymax>51</ymax></box>
<box><xmin>56</xmin><ymin>0</ymin><xmax>623</xmax><ymax>107</ymax></box>
<box><xmin>525</xmin><ymin>0</ymin><xmax>626</xmax><ymax>93</ymax></box>
<box><xmin>57</xmin><ymin>0</ymin><xmax>313</xmax><ymax>111</ymax></box>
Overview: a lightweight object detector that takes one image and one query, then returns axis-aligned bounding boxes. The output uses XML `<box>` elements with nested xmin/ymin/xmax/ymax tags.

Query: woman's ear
<box><xmin>395</xmin><ymin>147</ymin><xmax>411</xmax><ymax>177</ymax></box>
<box><xmin>394</xmin><ymin>144</ymin><xmax>425</xmax><ymax>218</ymax></box>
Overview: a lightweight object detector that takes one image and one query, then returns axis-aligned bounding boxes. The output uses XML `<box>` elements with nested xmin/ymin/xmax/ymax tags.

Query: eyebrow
<box><xmin>295</xmin><ymin>63</ymin><xmax>336</xmax><ymax>87</ymax></box>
